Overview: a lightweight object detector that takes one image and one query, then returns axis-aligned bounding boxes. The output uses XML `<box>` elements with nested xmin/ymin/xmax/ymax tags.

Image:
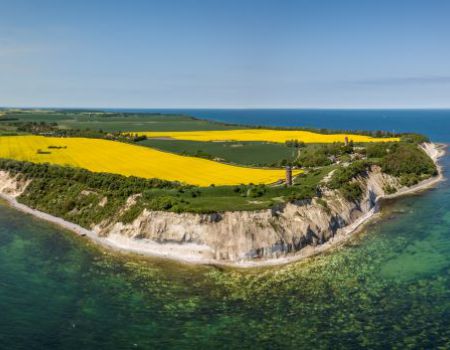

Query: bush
<box><xmin>120</xmin><ymin>205</ymin><xmax>143</xmax><ymax>224</ymax></box>
<box><xmin>341</xmin><ymin>182</ymin><xmax>363</xmax><ymax>201</ymax></box>
<box><xmin>296</xmin><ymin>147</ymin><xmax>332</xmax><ymax>167</ymax></box>
<box><xmin>286</xmin><ymin>185</ymin><xmax>317</xmax><ymax>202</ymax></box>
<box><xmin>63</xmin><ymin>199</ymin><xmax>76</xmax><ymax>212</ymax></box>
<box><xmin>149</xmin><ymin>196</ymin><xmax>179</xmax><ymax>210</ymax></box>
<box><xmin>364</xmin><ymin>143</ymin><xmax>392</xmax><ymax>158</ymax></box>
<box><xmin>246</xmin><ymin>185</ymin><xmax>267</xmax><ymax>198</ymax></box>
<box><xmin>328</xmin><ymin>160</ymin><xmax>371</xmax><ymax>190</ymax></box>
<box><xmin>381</xmin><ymin>143</ymin><xmax>436</xmax><ymax>177</ymax></box>
<box><xmin>383</xmin><ymin>185</ymin><xmax>397</xmax><ymax>194</ymax></box>
<box><xmin>400</xmin><ymin>133</ymin><xmax>429</xmax><ymax>144</ymax></box>
<box><xmin>315</xmin><ymin>198</ymin><xmax>330</xmax><ymax>213</ymax></box>
<box><xmin>399</xmin><ymin>174</ymin><xmax>420</xmax><ymax>187</ymax></box>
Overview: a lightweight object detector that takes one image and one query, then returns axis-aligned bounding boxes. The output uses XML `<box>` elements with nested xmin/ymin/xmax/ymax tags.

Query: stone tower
<box><xmin>285</xmin><ymin>166</ymin><xmax>293</xmax><ymax>186</ymax></box>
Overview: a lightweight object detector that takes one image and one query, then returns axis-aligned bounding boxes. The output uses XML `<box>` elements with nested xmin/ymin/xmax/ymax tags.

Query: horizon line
<box><xmin>2</xmin><ymin>106</ymin><xmax>450</xmax><ymax>111</ymax></box>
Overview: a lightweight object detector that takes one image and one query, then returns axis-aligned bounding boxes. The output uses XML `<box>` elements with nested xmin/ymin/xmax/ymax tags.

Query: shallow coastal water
<box><xmin>1</xmin><ymin>110</ymin><xmax>450</xmax><ymax>349</ymax></box>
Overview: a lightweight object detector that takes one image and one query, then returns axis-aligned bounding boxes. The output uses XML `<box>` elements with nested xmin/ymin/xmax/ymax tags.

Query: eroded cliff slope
<box><xmin>89</xmin><ymin>166</ymin><xmax>398</xmax><ymax>263</ymax></box>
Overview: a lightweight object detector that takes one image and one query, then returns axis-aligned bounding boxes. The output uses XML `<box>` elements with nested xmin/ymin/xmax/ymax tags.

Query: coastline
<box><xmin>0</xmin><ymin>142</ymin><xmax>445</xmax><ymax>268</ymax></box>
<box><xmin>244</xmin><ymin>142</ymin><xmax>446</xmax><ymax>268</ymax></box>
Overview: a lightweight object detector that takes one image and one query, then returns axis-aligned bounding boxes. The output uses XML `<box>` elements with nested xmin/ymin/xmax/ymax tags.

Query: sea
<box><xmin>1</xmin><ymin>109</ymin><xmax>450</xmax><ymax>349</ymax></box>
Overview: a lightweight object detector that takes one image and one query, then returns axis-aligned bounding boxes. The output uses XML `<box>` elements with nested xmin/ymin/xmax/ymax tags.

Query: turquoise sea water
<box><xmin>1</xmin><ymin>110</ymin><xmax>450</xmax><ymax>349</ymax></box>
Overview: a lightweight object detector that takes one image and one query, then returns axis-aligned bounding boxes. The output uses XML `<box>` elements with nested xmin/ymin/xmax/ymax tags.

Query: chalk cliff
<box><xmin>89</xmin><ymin>165</ymin><xmax>398</xmax><ymax>263</ymax></box>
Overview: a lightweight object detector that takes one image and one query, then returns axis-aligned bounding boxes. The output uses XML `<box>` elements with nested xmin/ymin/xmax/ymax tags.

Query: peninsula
<box><xmin>0</xmin><ymin>109</ymin><xmax>443</xmax><ymax>266</ymax></box>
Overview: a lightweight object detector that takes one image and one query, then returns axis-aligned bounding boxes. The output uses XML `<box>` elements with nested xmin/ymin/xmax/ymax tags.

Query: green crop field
<box><xmin>0</xmin><ymin>109</ymin><xmax>241</xmax><ymax>132</ymax></box>
<box><xmin>138</xmin><ymin>139</ymin><xmax>297</xmax><ymax>166</ymax></box>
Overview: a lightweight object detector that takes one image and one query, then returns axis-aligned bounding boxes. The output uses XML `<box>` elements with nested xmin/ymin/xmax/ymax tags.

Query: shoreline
<box><xmin>0</xmin><ymin>142</ymin><xmax>446</xmax><ymax>268</ymax></box>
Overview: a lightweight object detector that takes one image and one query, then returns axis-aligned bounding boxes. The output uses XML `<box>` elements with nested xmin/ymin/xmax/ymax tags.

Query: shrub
<box><xmin>328</xmin><ymin>160</ymin><xmax>371</xmax><ymax>190</ymax></box>
<box><xmin>296</xmin><ymin>147</ymin><xmax>332</xmax><ymax>167</ymax></box>
<box><xmin>287</xmin><ymin>185</ymin><xmax>317</xmax><ymax>202</ymax></box>
<box><xmin>341</xmin><ymin>182</ymin><xmax>363</xmax><ymax>201</ymax></box>
<box><xmin>149</xmin><ymin>196</ymin><xmax>178</xmax><ymax>210</ymax></box>
<box><xmin>383</xmin><ymin>185</ymin><xmax>397</xmax><ymax>194</ymax></box>
<box><xmin>316</xmin><ymin>198</ymin><xmax>330</xmax><ymax>213</ymax></box>
<box><xmin>246</xmin><ymin>185</ymin><xmax>267</xmax><ymax>198</ymax></box>
<box><xmin>364</xmin><ymin>143</ymin><xmax>392</xmax><ymax>158</ymax></box>
<box><xmin>381</xmin><ymin>143</ymin><xmax>436</xmax><ymax>177</ymax></box>
<box><xmin>120</xmin><ymin>205</ymin><xmax>143</xmax><ymax>224</ymax></box>
<box><xmin>399</xmin><ymin>174</ymin><xmax>420</xmax><ymax>187</ymax></box>
<box><xmin>400</xmin><ymin>133</ymin><xmax>429</xmax><ymax>144</ymax></box>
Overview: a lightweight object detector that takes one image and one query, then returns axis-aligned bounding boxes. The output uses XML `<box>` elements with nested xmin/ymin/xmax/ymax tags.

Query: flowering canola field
<box><xmin>139</xmin><ymin>129</ymin><xmax>399</xmax><ymax>143</ymax></box>
<box><xmin>0</xmin><ymin>136</ymin><xmax>295</xmax><ymax>186</ymax></box>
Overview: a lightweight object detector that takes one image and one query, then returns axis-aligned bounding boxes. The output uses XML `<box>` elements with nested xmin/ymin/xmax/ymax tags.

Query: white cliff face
<box><xmin>92</xmin><ymin>166</ymin><xmax>399</xmax><ymax>263</ymax></box>
<box><xmin>0</xmin><ymin>171</ymin><xmax>30</xmax><ymax>197</ymax></box>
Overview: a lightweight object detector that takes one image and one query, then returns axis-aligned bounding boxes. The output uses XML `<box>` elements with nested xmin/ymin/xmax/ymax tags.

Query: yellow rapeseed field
<box><xmin>0</xmin><ymin>136</ymin><xmax>297</xmax><ymax>186</ymax></box>
<box><xmin>139</xmin><ymin>129</ymin><xmax>399</xmax><ymax>143</ymax></box>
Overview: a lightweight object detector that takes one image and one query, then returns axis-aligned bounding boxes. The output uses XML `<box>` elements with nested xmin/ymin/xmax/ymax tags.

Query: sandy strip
<box><xmin>0</xmin><ymin>194</ymin><xmax>218</xmax><ymax>265</ymax></box>
<box><xmin>0</xmin><ymin>143</ymin><xmax>446</xmax><ymax>268</ymax></box>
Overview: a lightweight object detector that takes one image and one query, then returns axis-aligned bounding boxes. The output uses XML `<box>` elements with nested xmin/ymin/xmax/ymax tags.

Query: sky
<box><xmin>0</xmin><ymin>0</ymin><xmax>449</xmax><ymax>108</ymax></box>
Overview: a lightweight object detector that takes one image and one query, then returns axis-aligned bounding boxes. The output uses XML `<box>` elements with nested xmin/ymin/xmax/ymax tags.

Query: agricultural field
<box><xmin>138</xmin><ymin>139</ymin><xmax>298</xmax><ymax>166</ymax></box>
<box><xmin>0</xmin><ymin>109</ymin><xmax>239</xmax><ymax>132</ymax></box>
<box><xmin>139</xmin><ymin>129</ymin><xmax>400</xmax><ymax>143</ymax></box>
<box><xmin>0</xmin><ymin>109</ymin><xmax>432</xmax><ymax>214</ymax></box>
<box><xmin>0</xmin><ymin>135</ymin><xmax>295</xmax><ymax>186</ymax></box>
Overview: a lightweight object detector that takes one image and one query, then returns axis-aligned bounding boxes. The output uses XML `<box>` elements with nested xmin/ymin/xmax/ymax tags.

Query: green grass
<box><xmin>138</xmin><ymin>139</ymin><xmax>297</xmax><ymax>166</ymax></box>
<box><xmin>294</xmin><ymin>165</ymin><xmax>337</xmax><ymax>185</ymax></box>
<box><xmin>159</xmin><ymin>184</ymin><xmax>305</xmax><ymax>212</ymax></box>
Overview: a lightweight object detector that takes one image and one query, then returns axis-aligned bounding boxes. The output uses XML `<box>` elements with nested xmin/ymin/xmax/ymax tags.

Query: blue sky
<box><xmin>1</xmin><ymin>0</ymin><xmax>449</xmax><ymax>108</ymax></box>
